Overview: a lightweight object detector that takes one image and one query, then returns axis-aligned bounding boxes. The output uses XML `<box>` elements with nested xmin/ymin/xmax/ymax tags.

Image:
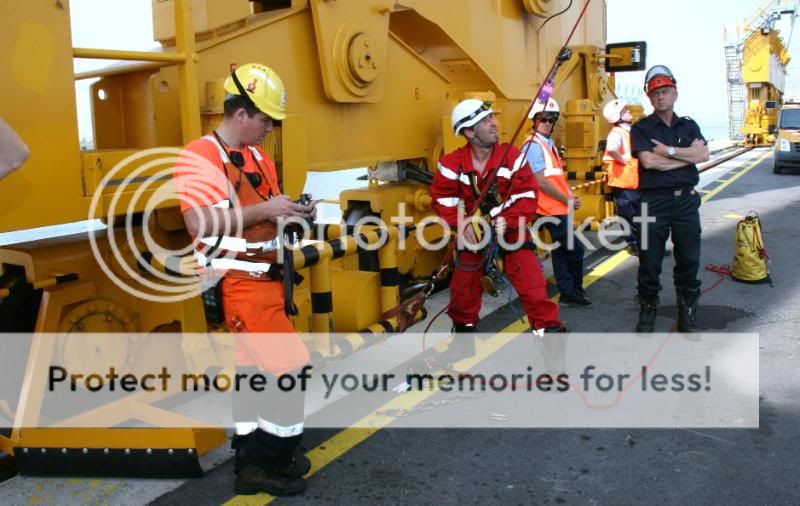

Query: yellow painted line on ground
<box><xmin>724</xmin><ymin>213</ymin><xmax>745</xmax><ymax>219</ymax></box>
<box><xmin>225</xmin><ymin>152</ymin><xmax>766</xmax><ymax>503</ymax></box>
<box><xmin>700</xmin><ymin>151</ymin><xmax>770</xmax><ymax>203</ymax></box>
<box><xmin>582</xmin><ymin>250</ymin><xmax>631</xmax><ymax>288</ymax></box>
<box><xmin>224</xmin><ymin>334</ymin><xmax>521</xmax><ymax>505</ymax></box>
<box><xmin>225</xmin><ymin>247</ymin><xmax>636</xmax><ymax>504</ymax></box>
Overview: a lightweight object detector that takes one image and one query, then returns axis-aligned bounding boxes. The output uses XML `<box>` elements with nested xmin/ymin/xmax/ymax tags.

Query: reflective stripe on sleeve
<box><xmin>438</xmin><ymin>163</ymin><xmax>459</xmax><ymax>180</ymax></box>
<box><xmin>497</xmin><ymin>152</ymin><xmax>527</xmax><ymax>179</ymax></box>
<box><xmin>488</xmin><ymin>190</ymin><xmax>536</xmax><ymax>217</ymax></box>
<box><xmin>496</xmin><ymin>166</ymin><xmax>514</xmax><ymax>179</ymax></box>
<box><xmin>436</xmin><ymin>197</ymin><xmax>461</xmax><ymax>207</ymax></box>
<box><xmin>438</xmin><ymin>163</ymin><xmax>472</xmax><ymax>185</ymax></box>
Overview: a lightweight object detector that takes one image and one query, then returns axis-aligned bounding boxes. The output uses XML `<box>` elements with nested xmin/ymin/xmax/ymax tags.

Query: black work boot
<box><xmin>635</xmin><ymin>296</ymin><xmax>658</xmax><ymax>333</ymax></box>
<box><xmin>233</xmin><ymin>431</ymin><xmax>307</xmax><ymax>496</ymax></box>
<box><xmin>439</xmin><ymin>323</ymin><xmax>478</xmax><ymax>367</ymax></box>
<box><xmin>251</xmin><ymin>430</ymin><xmax>311</xmax><ymax>478</ymax></box>
<box><xmin>677</xmin><ymin>288</ymin><xmax>702</xmax><ymax>335</ymax></box>
<box><xmin>234</xmin><ymin>464</ymin><xmax>307</xmax><ymax>496</ymax></box>
<box><xmin>279</xmin><ymin>446</ymin><xmax>311</xmax><ymax>478</ymax></box>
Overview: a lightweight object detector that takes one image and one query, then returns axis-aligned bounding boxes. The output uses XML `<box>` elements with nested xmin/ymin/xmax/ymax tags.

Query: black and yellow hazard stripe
<box><xmin>0</xmin><ymin>273</ymin><xmax>79</xmax><ymax>298</ymax></box>
<box><xmin>565</xmin><ymin>170</ymin><xmax>604</xmax><ymax>181</ymax></box>
<box><xmin>294</xmin><ymin>229</ymin><xmax>393</xmax><ymax>270</ymax></box>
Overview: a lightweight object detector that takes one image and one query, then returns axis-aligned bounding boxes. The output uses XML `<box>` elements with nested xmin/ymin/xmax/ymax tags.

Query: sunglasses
<box><xmin>539</xmin><ymin>117</ymin><xmax>556</xmax><ymax>124</ymax></box>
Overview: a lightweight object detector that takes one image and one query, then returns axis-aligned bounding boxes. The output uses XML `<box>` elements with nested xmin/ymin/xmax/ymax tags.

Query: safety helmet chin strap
<box><xmin>230</xmin><ymin>70</ymin><xmax>258</xmax><ymax>111</ymax></box>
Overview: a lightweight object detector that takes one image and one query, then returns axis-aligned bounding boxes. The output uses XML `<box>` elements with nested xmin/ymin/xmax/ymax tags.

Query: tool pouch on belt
<box><xmin>280</xmin><ymin>193</ymin><xmax>315</xmax><ymax>316</ymax></box>
<box><xmin>202</xmin><ymin>281</ymin><xmax>225</xmax><ymax>325</ymax></box>
<box><xmin>480</xmin><ymin>261</ymin><xmax>501</xmax><ymax>297</ymax></box>
<box><xmin>282</xmin><ymin>245</ymin><xmax>300</xmax><ymax>316</ymax></box>
<box><xmin>466</xmin><ymin>174</ymin><xmax>501</xmax><ymax>247</ymax></box>
<box><xmin>479</xmin><ymin>233</ymin><xmax>502</xmax><ymax>297</ymax></box>
<box><xmin>478</xmin><ymin>184</ymin><xmax>501</xmax><ymax>219</ymax></box>
<box><xmin>200</xmin><ymin>235</ymin><xmax>226</xmax><ymax>325</ymax></box>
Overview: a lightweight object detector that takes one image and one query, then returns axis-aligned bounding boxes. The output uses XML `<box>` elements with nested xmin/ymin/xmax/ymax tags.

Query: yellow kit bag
<box><xmin>731</xmin><ymin>212</ymin><xmax>771</xmax><ymax>284</ymax></box>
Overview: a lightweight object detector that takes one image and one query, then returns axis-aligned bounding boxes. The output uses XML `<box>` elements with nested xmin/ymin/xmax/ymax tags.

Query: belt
<box><xmin>199</xmin><ymin>236</ymin><xmax>281</xmax><ymax>254</ymax></box>
<box><xmin>194</xmin><ymin>251</ymin><xmax>281</xmax><ymax>280</ymax></box>
<box><xmin>640</xmin><ymin>187</ymin><xmax>695</xmax><ymax>197</ymax></box>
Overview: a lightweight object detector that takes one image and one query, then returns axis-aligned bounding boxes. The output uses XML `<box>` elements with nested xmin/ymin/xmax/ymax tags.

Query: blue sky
<box><xmin>70</xmin><ymin>0</ymin><xmax>798</xmax><ymax>143</ymax></box>
<box><xmin>71</xmin><ymin>0</ymin><xmax>154</xmax><ymax>145</ymax></box>
<box><xmin>608</xmin><ymin>0</ymin><xmax>800</xmax><ymax>140</ymax></box>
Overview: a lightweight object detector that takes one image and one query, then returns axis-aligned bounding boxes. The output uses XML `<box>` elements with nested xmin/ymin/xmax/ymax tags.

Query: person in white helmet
<box><xmin>521</xmin><ymin>97</ymin><xmax>591</xmax><ymax>308</ymax></box>
<box><xmin>602</xmin><ymin>99</ymin><xmax>640</xmax><ymax>255</ymax></box>
<box><xmin>430</xmin><ymin>98</ymin><xmax>564</xmax><ymax>365</ymax></box>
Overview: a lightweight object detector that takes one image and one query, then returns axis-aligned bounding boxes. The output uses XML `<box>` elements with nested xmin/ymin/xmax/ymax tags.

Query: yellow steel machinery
<box><xmin>724</xmin><ymin>0</ymin><xmax>798</xmax><ymax>145</ymax></box>
<box><xmin>0</xmin><ymin>0</ymin><xmax>638</xmax><ymax>475</ymax></box>
<box><xmin>742</xmin><ymin>27</ymin><xmax>790</xmax><ymax>145</ymax></box>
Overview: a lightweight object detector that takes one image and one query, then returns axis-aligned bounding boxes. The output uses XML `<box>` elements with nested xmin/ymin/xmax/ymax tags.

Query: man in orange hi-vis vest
<box><xmin>602</xmin><ymin>99</ymin><xmax>641</xmax><ymax>255</ymax></box>
<box><xmin>522</xmin><ymin>98</ymin><xmax>591</xmax><ymax>308</ymax></box>
<box><xmin>174</xmin><ymin>63</ymin><xmax>315</xmax><ymax>496</ymax></box>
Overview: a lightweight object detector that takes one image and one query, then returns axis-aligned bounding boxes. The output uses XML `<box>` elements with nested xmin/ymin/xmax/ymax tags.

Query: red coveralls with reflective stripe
<box><xmin>430</xmin><ymin>143</ymin><xmax>561</xmax><ymax>329</ymax></box>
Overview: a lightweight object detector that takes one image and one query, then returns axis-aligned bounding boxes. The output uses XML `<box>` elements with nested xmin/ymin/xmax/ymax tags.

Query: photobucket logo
<box><xmin>89</xmin><ymin>153</ymin><xmax>656</xmax><ymax>303</ymax></box>
<box><xmin>275</xmin><ymin>200</ymin><xmax>656</xmax><ymax>258</ymax></box>
<box><xmin>88</xmin><ymin>148</ymin><xmax>242</xmax><ymax>303</ymax></box>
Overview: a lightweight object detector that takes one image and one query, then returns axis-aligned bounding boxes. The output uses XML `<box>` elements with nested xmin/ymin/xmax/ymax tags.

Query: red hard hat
<box><xmin>647</xmin><ymin>74</ymin><xmax>676</xmax><ymax>93</ymax></box>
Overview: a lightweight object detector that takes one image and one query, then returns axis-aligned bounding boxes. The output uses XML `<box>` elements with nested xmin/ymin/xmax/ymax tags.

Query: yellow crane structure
<box><xmin>0</xmin><ymin>0</ymin><xmax>642</xmax><ymax>476</ymax></box>
<box><xmin>724</xmin><ymin>0</ymin><xmax>799</xmax><ymax>145</ymax></box>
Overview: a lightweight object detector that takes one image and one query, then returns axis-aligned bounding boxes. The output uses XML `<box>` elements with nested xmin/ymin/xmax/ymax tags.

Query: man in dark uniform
<box><xmin>630</xmin><ymin>65</ymin><xmax>709</xmax><ymax>333</ymax></box>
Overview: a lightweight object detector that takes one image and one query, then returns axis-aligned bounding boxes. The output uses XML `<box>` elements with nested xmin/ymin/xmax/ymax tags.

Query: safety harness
<box><xmin>198</xmin><ymin>133</ymin><xmax>303</xmax><ymax>316</ymax></box>
<box><xmin>382</xmin><ymin>34</ymin><xmax>585</xmax><ymax>331</ymax></box>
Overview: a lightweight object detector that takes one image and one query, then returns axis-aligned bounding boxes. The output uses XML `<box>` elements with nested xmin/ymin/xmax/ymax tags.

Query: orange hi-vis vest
<box><xmin>602</xmin><ymin>125</ymin><xmax>639</xmax><ymax>189</ymax></box>
<box><xmin>195</xmin><ymin>135</ymin><xmax>283</xmax><ymax>280</ymax></box>
<box><xmin>528</xmin><ymin>134</ymin><xmax>570</xmax><ymax>216</ymax></box>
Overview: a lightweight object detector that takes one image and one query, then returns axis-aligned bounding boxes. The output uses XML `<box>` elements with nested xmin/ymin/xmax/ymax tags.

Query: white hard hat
<box><xmin>528</xmin><ymin>97</ymin><xmax>560</xmax><ymax>120</ymax></box>
<box><xmin>602</xmin><ymin>99</ymin><xmax>627</xmax><ymax>124</ymax></box>
<box><xmin>451</xmin><ymin>99</ymin><xmax>494</xmax><ymax>135</ymax></box>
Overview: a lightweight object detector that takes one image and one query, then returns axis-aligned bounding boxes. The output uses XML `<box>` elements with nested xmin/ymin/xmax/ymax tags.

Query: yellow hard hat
<box><xmin>223</xmin><ymin>63</ymin><xmax>287</xmax><ymax>120</ymax></box>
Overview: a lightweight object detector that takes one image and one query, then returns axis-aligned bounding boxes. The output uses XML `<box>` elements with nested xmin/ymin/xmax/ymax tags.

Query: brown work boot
<box><xmin>234</xmin><ymin>464</ymin><xmax>307</xmax><ymax>496</ymax></box>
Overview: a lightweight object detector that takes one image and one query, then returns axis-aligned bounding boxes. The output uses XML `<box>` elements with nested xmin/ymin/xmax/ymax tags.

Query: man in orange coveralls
<box><xmin>174</xmin><ymin>63</ymin><xmax>315</xmax><ymax>496</ymax></box>
<box><xmin>430</xmin><ymin>99</ymin><xmax>564</xmax><ymax>366</ymax></box>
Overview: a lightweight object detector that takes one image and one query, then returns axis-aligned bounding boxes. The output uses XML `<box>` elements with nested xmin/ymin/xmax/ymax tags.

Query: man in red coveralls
<box><xmin>430</xmin><ymin>99</ymin><xmax>564</xmax><ymax>365</ymax></box>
